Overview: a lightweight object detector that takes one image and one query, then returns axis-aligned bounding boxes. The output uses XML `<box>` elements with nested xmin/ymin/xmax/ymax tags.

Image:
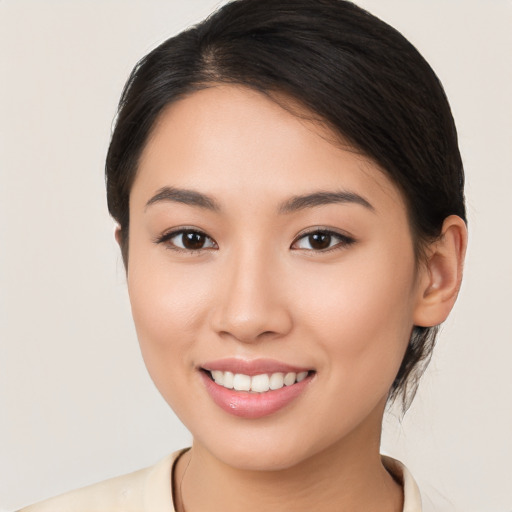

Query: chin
<box><xmin>189</xmin><ymin>415</ymin><xmax>350</xmax><ymax>473</ymax></box>
<box><xmin>206</xmin><ymin>438</ymin><xmax>315</xmax><ymax>472</ymax></box>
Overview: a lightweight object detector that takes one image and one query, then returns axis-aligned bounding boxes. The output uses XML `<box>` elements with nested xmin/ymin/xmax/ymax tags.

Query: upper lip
<box><xmin>201</xmin><ymin>358</ymin><xmax>312</xmax><ymax>376</ymax></box>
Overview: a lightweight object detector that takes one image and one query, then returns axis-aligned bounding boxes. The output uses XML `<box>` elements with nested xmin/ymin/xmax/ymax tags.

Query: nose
<box><xmin>210</xmin><ymin>248</ymin><xmax>293</xmax><ymax>344</ymax></box>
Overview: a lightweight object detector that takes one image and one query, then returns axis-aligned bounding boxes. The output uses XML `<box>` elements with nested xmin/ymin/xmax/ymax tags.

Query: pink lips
<box><xmin>200</xmin><ymin>358</ymin><xmax>314</xmax><ymax>419</ymax></box>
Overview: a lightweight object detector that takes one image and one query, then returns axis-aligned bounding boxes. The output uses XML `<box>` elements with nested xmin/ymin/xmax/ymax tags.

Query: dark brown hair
<box><xmin>105</xmin><ymin>0</ymin><xmax>466</xmax><ymax>409</ymax></box>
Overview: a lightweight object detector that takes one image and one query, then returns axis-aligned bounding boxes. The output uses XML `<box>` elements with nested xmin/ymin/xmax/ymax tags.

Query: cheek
<box><xmin>126</xmin><ymin>248</ymin><xmax>215</xmax><ymax>397</ymax></box>
<box><xmin>297</xmin><ymin>245</ymin><xmax>417</xmax><ymax>393</ymax></box>
<box><xmin>130</xmin><ymin>269</ymin><xmax>208</xmax><ymax>338</ymax></box>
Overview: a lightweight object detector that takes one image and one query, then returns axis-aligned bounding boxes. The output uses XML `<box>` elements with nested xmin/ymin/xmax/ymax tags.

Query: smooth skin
<box><xmin>120</xmin><ymin>85</ymin><xmax>467</xmax><ymax>512</ymax></box>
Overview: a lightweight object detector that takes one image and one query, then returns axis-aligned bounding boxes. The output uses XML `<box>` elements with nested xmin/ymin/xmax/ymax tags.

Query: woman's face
<box><xmin>127</xmin><ymin>85</ymin><xmax>425</xmax><ymax>470</ymax></box>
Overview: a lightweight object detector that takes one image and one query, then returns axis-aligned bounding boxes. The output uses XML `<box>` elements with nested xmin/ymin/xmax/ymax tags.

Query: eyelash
<box><xmin>154</xmin><ymin>227</ymin><xmax>356</xmax><ymax>254</ymax></box>
<box><xmin>291</xmin><ymin>229</ymin><xmax>355</xmax><ymax>253</ymax></box>
<box><xmin>154</xmin><ymin>228</ymin><xmax>218</xmax><ymax>255</ymax></box>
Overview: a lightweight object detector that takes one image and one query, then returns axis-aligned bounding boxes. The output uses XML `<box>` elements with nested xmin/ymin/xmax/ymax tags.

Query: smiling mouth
<box><xmin>202</xmin><ymin>369</ymin><xmax>313</xmax><ymax>393</ymax></box>
<box><xmin>199</xmin><ymin>362</ymin><xmax>315</xmax><ymax>418</ymax></box>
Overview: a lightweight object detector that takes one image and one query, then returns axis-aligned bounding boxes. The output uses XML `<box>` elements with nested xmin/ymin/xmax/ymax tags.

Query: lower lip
<box><xmin>200</xmin><ymin>371</ymin><xmax>313</xmax><ymax>419</ymax></box>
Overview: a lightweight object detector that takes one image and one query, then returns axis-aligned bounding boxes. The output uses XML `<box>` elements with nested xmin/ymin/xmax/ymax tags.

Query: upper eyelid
<box><xmin>156</xmin><ymin>226</ymin><xmax>211</xmax><ymax>239</ymax></box>
<box><xmin>155</xmin><ymin>227</ymin><xmax>354</xmax><ymax>249</ymax></box>
<box><xmin>292</xmin><ymin>227</ymin><xmax>354</xmax><ymax>242</ymax></box>
<box><xmin>155</xmin><ymin>230</ymin><xmax>218</xmax><ymax>256</ymax></box>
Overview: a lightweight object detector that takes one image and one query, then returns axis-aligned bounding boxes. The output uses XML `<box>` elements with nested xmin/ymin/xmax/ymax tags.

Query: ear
<box><xmin>114</xmin><ymin>225</ymin><xmax>129</xmax><ymax>270</ymax></box>
<box><xmin>114</xmin><ymin>225</ymin><xmax>123</xmax><ymax>246</ymax></box>
<box><xmin>413</xmin><ymin>215</ymin><xmax>468</xmax><ymax>327</ymax></box>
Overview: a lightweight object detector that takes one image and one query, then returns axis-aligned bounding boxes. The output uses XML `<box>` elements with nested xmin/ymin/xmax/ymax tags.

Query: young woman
<box><xmin>19</xmin><ymin>1</ymin><xmax>467</xmax><ymax>511</ymax></box>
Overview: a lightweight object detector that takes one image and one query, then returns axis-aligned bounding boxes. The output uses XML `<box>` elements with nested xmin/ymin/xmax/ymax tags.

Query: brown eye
<box><xmin>293</xmin><ymin>229</ymin><xmax>355</xmax><ymax>252</ymax></box>
<box><xmin>308</xmin><ymin>232</ymin><xmax>332</xmax><ymax>250</ymax></box>
<box><xmin>182</xmin><ymin>231</ymin><xmax>207</xmax><ymax>250</ymax></box>
<box><xmin>158</xmin><ymin>229</ymin><xmax>217</xmax><ymax>251</ymax></box>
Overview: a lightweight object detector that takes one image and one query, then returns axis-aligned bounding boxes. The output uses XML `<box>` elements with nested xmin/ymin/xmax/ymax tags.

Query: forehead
<box><xmin>133</xmin><ymin>85</ymin><xmax>405</xmax><ymax>216</ymax></box>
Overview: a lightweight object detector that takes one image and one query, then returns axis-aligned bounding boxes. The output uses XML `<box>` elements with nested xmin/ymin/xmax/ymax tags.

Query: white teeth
<box><xmin>211</xmin><ymin>370</ymin><xmax>224</xmax><ymax>385</ymax></box>
<box><xmin>233</xmin><ymin>373</ymin><xmax>251</xmax><ymax>391</ymax></box>
<box><xmin>223</xmin><ymin>371</ymin><xmax>234</xmax><ymax>389</ymax></box>
<box><xmin>284</xmin><ymin>372</ymin><xmax>296</xmax><ymax>386</ymax></box>
<box><xmin>269</xmin><ymin>372</ymin><xmax>284</xmax><ymax>390</ymax></box>
<box><xmin>209</xmin><ymin>370</ymin><xmax>310</xmax><ymax>393</ymax></box>
<box><xmin>251</xmin><ymin>374</ymin><xmax>270</xmax><ymax>393</ymax></box>
<box><xmin>296</xmin><ymin>371</ymin><xmax>308</xmax><ymax>382</ymax></box>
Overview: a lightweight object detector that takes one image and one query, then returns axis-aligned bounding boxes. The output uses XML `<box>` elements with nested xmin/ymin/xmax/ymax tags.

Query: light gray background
<box><xmin>1</xmin><ymin>1</ymin><xmax>511</xmax><ymax>511</ymax></box>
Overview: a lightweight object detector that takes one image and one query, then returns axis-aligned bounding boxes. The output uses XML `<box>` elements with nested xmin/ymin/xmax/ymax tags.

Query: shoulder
<box><xmin>382</xmin><ymin>455</ymin><xmax>423</xmax><ymax>512</ymax></box>
<box><xmin>18</xmin><ymin>450</ymin><xmax>186</xmax><ymax>512</ymax></box>
<box><xmin>18</xmin><ymin>466</ymin><xmax>151</xmax><ymax>512</ymax></box>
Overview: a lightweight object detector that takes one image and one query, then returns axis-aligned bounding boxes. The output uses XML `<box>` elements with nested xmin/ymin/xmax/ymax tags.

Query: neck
<box><xmin>174</xmin><ymin>407</ymin><xmax>403</xmax><ymax>512</ymax></box>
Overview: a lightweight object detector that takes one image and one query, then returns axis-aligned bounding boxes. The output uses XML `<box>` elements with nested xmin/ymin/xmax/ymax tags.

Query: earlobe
<box><xmin>114</xmin><ymin>225</ymin><xmax>129</xmax><ymax>271</ymax></box>
<box><xmin>413</xmin><ymin>215</ymin><xmax>468</xmax><ymax>327</ymax></box>
<box><xmin>115</xmin><ymin>226</ymin><xmax>123</xmax><ymax>246</ymax></box>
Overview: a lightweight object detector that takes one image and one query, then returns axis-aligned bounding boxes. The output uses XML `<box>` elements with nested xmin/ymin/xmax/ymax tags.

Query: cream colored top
<box><xmin>19</xmin><ymin>450</ymin><xmax>422</xmax><ymax>511</ymax></box>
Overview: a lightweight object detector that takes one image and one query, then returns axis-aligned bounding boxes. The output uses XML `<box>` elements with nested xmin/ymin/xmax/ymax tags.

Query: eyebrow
<box><xmin>145</xmin><ymin>186</ymin><xmax>374</xmax><ymax>214</ymax></box>
<box><xmin>145</xmin><ymin>186</ymin><xmax>221</xmax><ymax>212</ymax></box>
<box><xmin>278</xmin><ymin>190</ymin><xmax>375</xmax><ymax>214</ymax></box>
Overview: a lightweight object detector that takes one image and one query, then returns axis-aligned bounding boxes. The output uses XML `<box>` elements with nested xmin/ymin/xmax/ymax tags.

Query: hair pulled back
<box><xmin>106</xmin><ymin>0</ymin><xmax>466</xmax><ymax>409</ymax></box>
